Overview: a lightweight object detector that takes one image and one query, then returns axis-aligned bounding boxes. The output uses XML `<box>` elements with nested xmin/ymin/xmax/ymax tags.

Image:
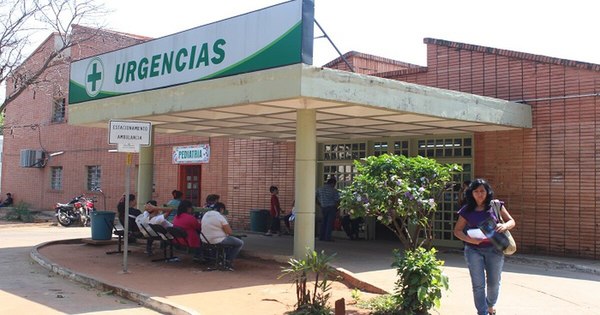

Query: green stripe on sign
<box><xmin>69</xmin><ymin>81</ymin><xmax>123</xmax><ymax>104</ymax></box>
<box><xmin>200</xmin><ymin>21</ymin><xmax>303</xmax><ymax>81</ymax></box>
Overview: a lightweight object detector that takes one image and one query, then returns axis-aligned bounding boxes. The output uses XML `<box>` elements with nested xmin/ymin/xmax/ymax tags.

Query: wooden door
<box><xmin>178</xmin><ymin>165</ymin><xmax>201</xmax><ymax>206</ymax></box>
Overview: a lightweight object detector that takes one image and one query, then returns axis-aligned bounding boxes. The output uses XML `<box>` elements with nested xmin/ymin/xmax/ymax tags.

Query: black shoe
<box><xmin>193</xmin><ymin>256</ymin><xmax>209</xmax><ymax>264</ymax></box>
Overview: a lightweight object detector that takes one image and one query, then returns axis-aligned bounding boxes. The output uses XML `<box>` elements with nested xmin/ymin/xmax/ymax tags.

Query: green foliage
<box><xmin>3</xmin><ymin>202</ymin><xmax>34</xmax><ymax>222</ymax></box>
<box><xmin>279</xmin><ymin>250</ymin><xmax>337</xmax><ymax>315</ymax></box>
<box><xmin>392</xmin><ymin>248</ymin><xmax>449</xmax><ymax>314</ymax></box>
<box><xmin>359</xmin><ymin>294</ymin><xmax>402</xmax><ymax>315</ymax></box>
<box><xmin>350</xmin><ymin>288</ymin><xmax>361</xmax><ymax>302</ymax></box>
<box><xmin>339</xmin><ymin>154</ymin><xmax>461</xmax><ymax>250</ymax></box>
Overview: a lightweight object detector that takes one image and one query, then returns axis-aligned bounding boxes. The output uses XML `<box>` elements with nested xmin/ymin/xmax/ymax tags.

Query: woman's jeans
<box><xmin>220</xmin><ymin>236</ymin><xmax>244</xmax><ymax>263</ymax></box>
<box><xmin>464</xmin><ymin>245</ymin><xmax>504</xmax><ymax>315</ymax></box>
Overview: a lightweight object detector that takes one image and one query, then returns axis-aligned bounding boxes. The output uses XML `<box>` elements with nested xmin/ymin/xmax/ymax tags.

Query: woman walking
<box><xmin>453</xmin><ymin>179</ymin><xmax>516</xmax><ymax>315</ymax></box>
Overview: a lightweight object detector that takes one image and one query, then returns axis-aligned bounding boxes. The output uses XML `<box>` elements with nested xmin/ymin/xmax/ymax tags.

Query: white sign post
<box><xmin>109</xmin><ymin>120</ymin><xmax>152</xmax><ymax>273</ymax></box>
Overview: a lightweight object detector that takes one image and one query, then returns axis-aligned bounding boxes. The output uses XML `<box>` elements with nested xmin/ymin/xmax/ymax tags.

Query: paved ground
<box><xmin>3</xmin><ymin>219</ymin><xmax>600</xmax><ymax>314</ymax></box>
<box><xmin>0</xmin><ymin>222</ymin><xmax>159</xmax><ymax>314</ymax></box>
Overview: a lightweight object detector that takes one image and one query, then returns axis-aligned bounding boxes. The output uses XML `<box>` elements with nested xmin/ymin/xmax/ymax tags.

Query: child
<box><xmin>266</xmin><ymin>186</ymin><xmax>283</xmax><ymax>236</ymax></box>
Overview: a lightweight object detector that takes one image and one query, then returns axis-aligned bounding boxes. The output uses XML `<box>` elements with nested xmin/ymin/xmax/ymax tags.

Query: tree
<box><xmin>0</xmin><ymin>0</ymin><xmax>107</xmax><ymax>112</ymax></box>
<box><xmin>339</xmin><ymin>154</ymin><xmax>461</xmax><ymax>251</ymax></box>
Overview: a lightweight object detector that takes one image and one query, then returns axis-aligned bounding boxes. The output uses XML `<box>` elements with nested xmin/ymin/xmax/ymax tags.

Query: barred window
<box><xmin>52</xmin><ymin>98</ymin><xmax>66</xmax><ymax>123</ymax></box>
<box><xmin>393</xmin><ymin>140</ymin><xmax>409</xmax><ymax>156</ymax></box>
<box><xmin>87</xmin><ymin>165</ymin><xmax>101</xmax><ymax>190</ymax></box>
<box><xmin>50</xmin><ymin>166</ymin><xmax>63</xmax><ymax>190</ymax></box>
<box><xmin>372</xmin><ymin>142</ymin><xmax>389</xmax><ymax>156</ymax></box>
<box><xmin>322</xmin><ymin>164</ymin><xmax>356</xmax><ymax>189</ymax></box>
<box><xmin>417</xmin><ymin>137</ymin><xmax>472</xmax><ymax>158</ymax></box>
<box><xmin>323</xmin><ymin>142</ymin><xmax>366</xmax><ymax>161</ymax></box>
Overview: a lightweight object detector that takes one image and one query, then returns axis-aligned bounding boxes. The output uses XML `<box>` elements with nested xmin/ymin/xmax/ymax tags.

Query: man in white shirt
<box><xmin>201</xmin><ymin>203</ymin><xmax>244</xmax><ymax>270</ymax></box>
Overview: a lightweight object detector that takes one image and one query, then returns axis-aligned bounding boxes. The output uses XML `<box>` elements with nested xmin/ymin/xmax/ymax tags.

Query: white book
<box><xmin>467</xmin><ymin>228</ymin><xmax>487</xmax><ymax>240</ymax></box>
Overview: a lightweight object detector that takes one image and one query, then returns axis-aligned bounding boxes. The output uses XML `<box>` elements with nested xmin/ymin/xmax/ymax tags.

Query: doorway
<box><xmin>179</xmin><ymin>165</ymin><xmax>201</xmax><ymax>206</ymax></box>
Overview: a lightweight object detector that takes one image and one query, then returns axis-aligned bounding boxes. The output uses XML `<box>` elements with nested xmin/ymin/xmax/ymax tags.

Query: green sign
<box><xmin>69</xmin><ymin>0</ymin><xmax>314</xmax><ymax>104</ymax></box>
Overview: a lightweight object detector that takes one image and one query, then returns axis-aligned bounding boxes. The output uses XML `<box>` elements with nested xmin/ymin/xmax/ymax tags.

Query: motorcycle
<box><xmin>55</xmin><ymin>194</ymin><xmax>96</xmax><ymax>227</ymax></box>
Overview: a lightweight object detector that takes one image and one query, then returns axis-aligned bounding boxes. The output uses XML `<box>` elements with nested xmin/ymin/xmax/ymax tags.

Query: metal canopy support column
<box><xmin>293</xmin><ymin>108</ymin><xmax>316</xmax><ymax>259</ymax></box>
<box><xmin>137</xmin><ymin>127</ymin><xmax>154</xmax><ymax>206</ymax></box>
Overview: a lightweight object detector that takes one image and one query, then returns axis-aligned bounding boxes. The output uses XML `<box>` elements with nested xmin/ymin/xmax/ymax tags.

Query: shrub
<box><xmin>392</xmin><ymin>247</ymin><xmax>448</xmax><ymax>314</ymax></box>
<box><xmin>339</xmin><ymin>154</ymin><xmax>460</xmax><ymax>250</ymax></box>
<box><xmin>359</xmin><ymin>294</ymin><xmax>401</xmax><ymax>315</ymax></box>
<box><xmin>4</xmin><ymin>202</ymin><xmax>34</xmax><ymax>223</ymax></box>
<box><xmin>279</xmin><ymin>250</ymin><xmax>337</xmax><ymax>315</ymax></box>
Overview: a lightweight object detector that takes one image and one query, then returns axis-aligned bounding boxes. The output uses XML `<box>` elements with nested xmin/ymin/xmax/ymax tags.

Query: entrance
<box><xmin>179</xmin><ymin>165</ymin><xmax>202</xmax><ymax>206</ymax></box>
<box><xmin>318</xmin><ymin>135</ymin><xmax>473</xmax><ymax>246</ymax></box>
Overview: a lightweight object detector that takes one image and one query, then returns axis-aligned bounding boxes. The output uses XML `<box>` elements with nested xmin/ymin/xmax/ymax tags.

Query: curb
<box><xmin>441</xmin><ymin>247</ymin><xmax>600</xmax><ymax>276</ymax></box>
<box><xmin>242</xmin><ymin>250</ymin><xmax>390</xmax><ymax>295</ymax></box>
<box><xmin>505</xmin><ymin>254</ymin><xmax>600</xmax><ymax>276</ymax></box>
<box><xmin>30</xmin><ymin>238</ymin><xmax>200</xmax><ymax>315</ymax></box>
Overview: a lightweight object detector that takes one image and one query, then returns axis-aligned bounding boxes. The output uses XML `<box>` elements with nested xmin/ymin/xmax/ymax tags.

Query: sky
<box><xmin>99</xmin><ymin>0</ymin><xmax>600</xmax><ymax>67</ymax></box>
<box><xmin>2</xmin><ymin>0</ymin><xmax>599</xmax><ymax>101</ymax></box>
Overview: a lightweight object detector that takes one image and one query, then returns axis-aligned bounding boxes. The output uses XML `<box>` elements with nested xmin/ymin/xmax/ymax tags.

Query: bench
<box><xmin>105</xmin><ymin>221</ymin><xmax>130</xmax><ymax>255</ymax></box>
<box><xmin>199</xmin><ymin>231</ymin><xmax>236</xmax><ymax>271</ymax></box>
<box><xmin>147</xmin><ymin>223</ymin><xmax>180</xmax><ymax>262</ymax></box>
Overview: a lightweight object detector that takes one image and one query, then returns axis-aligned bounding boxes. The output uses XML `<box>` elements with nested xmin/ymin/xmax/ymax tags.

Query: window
<box><xmin>372</xmin><ymin>141</ymin><xmax>389</xmax><ymax>156</ymax></box>
<box><xmin>52</xmin><ymin>98</ymin><xmax>66</xmax><ymax>123</ymax></box>
<box><xmin>87</xmin><ymin>165</ymin><xmax>101</xmax><ymax>190</ymax></box>
<box><xmin>322</xmin><ymin>142</ymin><xmax>366</xmax><ymax>161</ymax></box>
<box><xmin>50</xmin><ymin>167</ymin><xmax>63</xmax><ymax>190</ymax></box>
<box><xmin>417</xmin><ymin>137</ymin><xmax>472</xmax><ymax>158</ymax></box>
<box><xmin>393</xmin><ymin>140</ymin><xmax>409</xmax><ymax>156</ymax></box>
<box><xmin>322</xmin><ymin>164</ymin><xmax>356</xmax><ymax>189</ymax></box>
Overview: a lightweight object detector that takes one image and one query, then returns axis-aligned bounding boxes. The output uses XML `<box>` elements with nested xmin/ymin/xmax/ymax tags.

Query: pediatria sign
<box><xmin>68</xmin><ymin>0</ymin><xmax>314</xmax><ymax>104</ymax></box>
<box><xmin>172</xmin><ymin>144</ymin><xmax>210</xmax><ymax>164</ymax></box>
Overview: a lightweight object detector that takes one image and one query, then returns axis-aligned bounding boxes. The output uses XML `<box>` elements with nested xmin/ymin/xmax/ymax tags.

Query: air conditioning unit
<box><xmin>20</xmin><ymin>150</ymin><xmax>46</xmax><ymax>168</ymax></box>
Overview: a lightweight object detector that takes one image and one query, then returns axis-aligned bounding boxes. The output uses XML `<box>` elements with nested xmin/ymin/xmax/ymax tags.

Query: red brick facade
<box><xmin>2</xmin><ymin>26</ymin><xmax>296</xmax><ymax>229</ymax></box>
<box><xmin>375</xmin><ymin>38</ymin><xmax>600</xmax><ymax>259</ymax></box>
<box><xmin>3</xmin><ymin>27</ymin><xmax>599</xmax><ymax>259</ymax></box>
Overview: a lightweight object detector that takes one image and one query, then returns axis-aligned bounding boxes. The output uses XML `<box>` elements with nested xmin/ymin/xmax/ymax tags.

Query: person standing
<box><xmin>266</xmin><ymin>186</ymin><xmax>282</xmax><ymax>236</ymax></box>
<box><xmin>453</xmin><ymin>178</ymin><xmax>516</xmax><ymax>315</ymax></box>
<box><xmin>316</xmin><ymin>177</ymin><xmax>340</xmax><ymax>242</ymax></box>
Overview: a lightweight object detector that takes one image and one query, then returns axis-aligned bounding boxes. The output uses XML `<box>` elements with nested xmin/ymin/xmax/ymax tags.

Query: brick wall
<box><xmin>2</xmin><ymin>26</ymin><xmax>298</xmax><ymax>232</ymax></box>
<box><xmin>384</xmin><ymin>39</ymin><xmax>600</xmax><ymax>259</ymax></box>
<box><xmin>323</xmin><ymin>51</ymin><xmax>423</xmax><ymax>74</ymax></box>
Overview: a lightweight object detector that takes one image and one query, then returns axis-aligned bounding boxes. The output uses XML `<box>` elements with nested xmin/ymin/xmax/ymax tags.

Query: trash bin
<box><xmin>91</xmin><ymin>211</ymin><xmax>116</xmax><ymax>240</ymax></box>
<box><xmin>250</xmin><ymin>209</ymin><xmax>269</xmax><ymax>233</ymax></box>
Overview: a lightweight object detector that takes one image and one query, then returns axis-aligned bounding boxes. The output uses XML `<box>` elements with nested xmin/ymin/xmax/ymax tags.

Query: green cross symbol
<box><xmin>87</xmin><ymin>63</ymin><xmax>102</xmax><ymax>92</ymax></box>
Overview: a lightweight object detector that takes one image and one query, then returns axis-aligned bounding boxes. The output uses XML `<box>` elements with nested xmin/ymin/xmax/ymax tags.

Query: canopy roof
<box><xmin>68</xmin><ymin>64</ymin><xmax>531</xmax><ymax>141</ymax></box>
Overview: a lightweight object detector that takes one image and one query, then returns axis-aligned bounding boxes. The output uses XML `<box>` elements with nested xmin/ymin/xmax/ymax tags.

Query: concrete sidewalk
<box><xmin>32</xmin><ymin>232</ymin><xmax>600</xmax><ymax>315</ymax></box>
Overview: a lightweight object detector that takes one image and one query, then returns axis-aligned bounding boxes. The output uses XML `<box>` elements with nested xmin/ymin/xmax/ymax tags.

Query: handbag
<box><xmin>491</xmin><ymin>200</ymin><xmax>517</xmax><ymax>255</ymax></box>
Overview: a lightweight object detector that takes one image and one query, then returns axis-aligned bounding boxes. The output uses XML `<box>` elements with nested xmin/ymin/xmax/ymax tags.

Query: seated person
<box><xmin>136</xmin><ymin>200</ymin><xmax>155</xmax><ymax>255</ymax></box>
<box><xmin>165</xmin><ymin>189</ymin><xmax>183</xmax><ymax>222</ymax></box>
<box><xmin>201</xmin><ymin>202</ymin><xmax>243</xmax><ymax>271</ymax></box>
<box><xmin>172</xmin><ymin>200</ymin><xmax>202</xmax><ymax>261</ymax></box>
<box><xmin>341</xmin><ymin>211</ymin><xmax>364</xmax><ymax>240</ymax></box>
<box><xmin>117</xmin><ymin>194</ymin><xmax>142</xmax><ymax>238</ymax></box>
<box><xmin>204</xmin><ymin>194</ymin><xmax>220</xmax><ymax>209</ymax></box>
<box><xmin>144</xmin><ymin>192</ymin><xmax>180</xmax><ymax>222</ymax></box>
<box><xmin>282</xmin><ymin>201</ymin><xmax>295</xmax><ymax>235</ymax></box>
<box><xmin>0</xmin><ymin>193</ymin><xmax>13</xmax><ymax>207</ymax></box>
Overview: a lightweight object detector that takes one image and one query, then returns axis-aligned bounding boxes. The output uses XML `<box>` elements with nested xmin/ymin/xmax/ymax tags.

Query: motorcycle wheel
<box><xmin>57</xmin><ymin>212</ymin><xmax>73</xmax><ymax>227</ymax></box>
